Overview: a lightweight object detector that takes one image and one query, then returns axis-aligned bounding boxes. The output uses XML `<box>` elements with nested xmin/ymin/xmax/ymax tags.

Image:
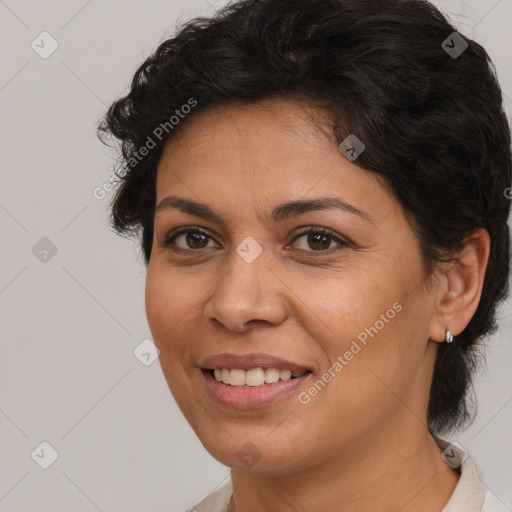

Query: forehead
<box><xmin>154</xmin><ymin>99</ymin><xmax>399</xmax><ymax>224</ymax></box>
<box><xmin>158</xmin><ymin>99</ymin><xmax>335</xmax><ymax>167</ymax></box>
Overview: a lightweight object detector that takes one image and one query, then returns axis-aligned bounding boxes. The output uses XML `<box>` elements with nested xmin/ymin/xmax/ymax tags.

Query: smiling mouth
<box><xmin>207</xmin><ymin>367</ymin><xmax>312</xmax><ymax>387</ymax></box>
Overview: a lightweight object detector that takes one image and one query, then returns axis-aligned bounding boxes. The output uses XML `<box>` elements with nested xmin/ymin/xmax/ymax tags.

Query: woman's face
<box><xmin>145</xmin><ymin>99</ymin><xmax>441</xmax><ymax>474</ymax></box>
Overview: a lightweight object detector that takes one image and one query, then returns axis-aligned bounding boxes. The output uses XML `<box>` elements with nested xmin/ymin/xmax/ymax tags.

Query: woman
<box><xmin>98</xmin><ymin>0</ymin><xmax>511</xmax><ymax>510</ymax></box>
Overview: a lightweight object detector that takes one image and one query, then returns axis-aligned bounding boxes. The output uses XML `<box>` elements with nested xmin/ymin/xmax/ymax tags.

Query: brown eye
<box><xmin>290</xmin><ymin>227</ymin><xmax>349</xmax><ymax>253</ymax></box>
<box><xmin>161</xmin><ymin>227</ymin><xmax>218</xmax><ymax>250</ymax></box>
<box><xmin>183</xmin><ymin>231</ymin><xmax>210</xmax><ymax>249</ymax></box>
<box><xmin>306</xmin><ymin>233</ymin><xmax>331</xmax><ymax>251</ymax></box>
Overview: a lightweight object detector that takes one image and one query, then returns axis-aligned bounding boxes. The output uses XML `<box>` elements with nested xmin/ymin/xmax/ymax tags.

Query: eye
<box><xmin>159</xmin><ymin>227</ymin><xmax>219</xmax><ymax>251</ymax></box>
<box><xmin>289</xmin><ymin>227</ymin><xmax>349</xmax><ymax>253</ymax></box>
<box><xmin>159</xmin><ymin>226</ymin><xmax>349</xmax><ymax>254</ymax></box>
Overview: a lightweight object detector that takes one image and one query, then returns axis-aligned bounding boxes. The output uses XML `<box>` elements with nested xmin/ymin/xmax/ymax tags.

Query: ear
<box><xmin>428</xmin><ymin>228</ymin><xmax>490</xmax><ymax>343</ymax></box>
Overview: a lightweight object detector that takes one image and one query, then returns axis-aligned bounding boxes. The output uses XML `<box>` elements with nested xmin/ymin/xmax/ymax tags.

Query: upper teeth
<box><xmin>213</xmin><ymin>368</ymin><xmax>306</xmax><ymax>387</ymax></box>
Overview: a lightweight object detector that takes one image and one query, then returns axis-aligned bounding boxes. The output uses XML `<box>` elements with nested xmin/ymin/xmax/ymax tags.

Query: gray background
<box><xmin>0</xmin><ymin>0</ymin><xmax>511</xmax><ymax>511</ymax></box>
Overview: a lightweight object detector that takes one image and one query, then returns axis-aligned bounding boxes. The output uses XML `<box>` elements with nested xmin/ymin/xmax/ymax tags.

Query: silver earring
<box><xmin>445</xmin><ymin>329</ymin><xmax>454</xmax><ymax>343</ymax></box>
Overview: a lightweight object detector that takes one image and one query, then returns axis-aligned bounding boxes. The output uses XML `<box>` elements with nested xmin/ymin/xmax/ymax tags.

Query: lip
<box><xmin>202</xmin><ymin>369</ymin><xmax>312</xmax><ymax>409</ymax></box>
<box><xmin>199</xmin><ymin>352</ymin><xmax>311</xmax><ymax>372</ymax></box>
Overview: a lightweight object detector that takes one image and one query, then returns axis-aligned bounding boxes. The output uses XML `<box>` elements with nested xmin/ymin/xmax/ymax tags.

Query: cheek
<box><xmin>144</xmin><ymin>269</ymin><xmax>196</xmax><ymax>398</ymax></box>
<box><xmin>144</xmin><ymin>265</ymin><xmax>207</xmax><ymax>370</ymax></box>
<box><xmin>293</xmin><ymin>272</ymin><xmax>424</xmax><ymax>420</ymax></box>
<box><xmin>290</xmin><ymin>269</ymin><xmax>404</xmax><ymax>354</ymax></box>
<box><xmin>144</xmin><ymin>266</ymin><xmax>190</xmax><ymax>353</ymax></box>
<box><xmin>144</xmin><ymin>269</ymin><xmax>169</xmax><ymax>337</ymax></box>
<box><xmin>145</xmin><ymin>264</ymin><xmax>193</xmax><ymax>324</ymax></box>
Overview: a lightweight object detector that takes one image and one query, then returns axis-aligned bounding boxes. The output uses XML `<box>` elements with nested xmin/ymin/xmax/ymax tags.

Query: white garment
<box><xmin>188</xmin><ymin>439</ymin><xmax>506</xmax><ymax>512</ymax></box>
<box><xmin>188</xmin><ymin>479</ymin><xmax>232</xmax><ymax>512</ymax></box>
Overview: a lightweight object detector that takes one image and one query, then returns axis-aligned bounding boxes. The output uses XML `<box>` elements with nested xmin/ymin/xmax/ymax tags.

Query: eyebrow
<box><xmin>155</xmin><ymin>195</ymin><xmax>374</xmax><ymax>224</ymax></box>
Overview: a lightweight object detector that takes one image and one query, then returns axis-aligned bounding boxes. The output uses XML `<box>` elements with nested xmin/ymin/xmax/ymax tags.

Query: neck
<box><xmin>228</xmin><ymin>421</ymin><xmax>459</xmax><ymax>512</ymax></box>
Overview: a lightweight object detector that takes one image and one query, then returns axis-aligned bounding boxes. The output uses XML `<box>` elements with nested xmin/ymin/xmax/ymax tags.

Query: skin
<box><xmin>145</xmin><ymin>98</ymin><xmax>490</xmax><ymax>512</ymax></box>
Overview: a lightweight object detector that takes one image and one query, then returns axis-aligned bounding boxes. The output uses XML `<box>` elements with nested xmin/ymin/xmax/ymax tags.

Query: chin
<box><xmin>198</xmin><ymin>429</ymin><xmax>307</xmax><ymax>474</ymax></box>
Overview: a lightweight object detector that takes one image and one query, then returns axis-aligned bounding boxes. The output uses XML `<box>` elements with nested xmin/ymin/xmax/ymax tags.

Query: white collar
<box><xmin>435</xmin><ymin>437</ymin><xmax>487</xmax><ymax>512</ymax></box>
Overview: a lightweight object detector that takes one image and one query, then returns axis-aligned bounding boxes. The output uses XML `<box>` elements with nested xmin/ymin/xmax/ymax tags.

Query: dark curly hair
<box><xmin>97</xmin><ymin>0</ymin><xmax>511</xmax><ymax>434</ymax></box>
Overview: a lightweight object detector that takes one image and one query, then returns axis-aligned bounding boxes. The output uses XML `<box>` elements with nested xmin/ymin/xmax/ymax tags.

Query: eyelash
<box><xmin>159</xmin><ymin>226</ymin><xmax>350</xmax><ymax>255</ymax></box>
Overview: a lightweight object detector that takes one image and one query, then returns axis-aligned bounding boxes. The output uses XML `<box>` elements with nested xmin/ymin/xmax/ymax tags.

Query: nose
<box><xmin>204</xmin><ymin>251</ymin><xmax>288</xmax><ymax>333</ymax></box>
